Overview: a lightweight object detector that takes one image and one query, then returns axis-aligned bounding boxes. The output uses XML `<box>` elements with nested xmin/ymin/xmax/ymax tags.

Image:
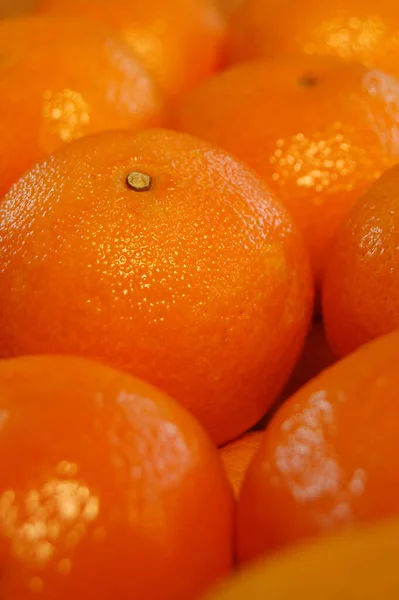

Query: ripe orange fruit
<box><xmin>219</xmin><ymin>431</ymin><xmax>262</xmax><ymax>498</ymax></box>
<box><xmin>35</xmin><ymin>0</ymin><xmax>226</xmax><ymax>103</ymax></box>
<box><xmin>174</xmin><ymin>55</ymin><xmax>399</xmax><ymax>283</ymax></box>
<box><xmin>237</xmin><ymin>329</ymin><xmax>399</xmax><ymax>563</ymax></box>
<box><xmin>0</xmin><ymin>355</ymin><xmax>234</xmax><ymax>600</ymax></box>
<box><xmin>0</xmin><ymin>128</ymin><xmax>313</xmax><ymax>446</ymax></box>
<box><xmin>226</xmin><ymin>0</ymin><xmax>399</xmax><ymax>77</ymax></box>
<box><xmin>323</xmin><ymin>163</ymin><xmax>399</xmax><ymax>358</ymax></box>
<box><xmin>0</xmin><ymin>16</ymin><xmax>164</xmax><ymax>199</ymax></box>
<box><xmin>203</xmin><ymin>517</ymin><xmax>399</xmax><ymax>600</ymax></box>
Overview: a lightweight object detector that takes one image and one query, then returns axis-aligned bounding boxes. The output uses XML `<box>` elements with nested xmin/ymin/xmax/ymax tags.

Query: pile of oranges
<box><xmin>1</xmin><ymin>0</ymin><xmax>399</xmax><ymax>598</ymax></box>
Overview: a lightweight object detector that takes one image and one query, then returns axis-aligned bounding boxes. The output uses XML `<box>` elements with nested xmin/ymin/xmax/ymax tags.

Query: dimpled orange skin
<box><xmin>174</xmin><ymin>55</ymin><xmax>399</xmax><ymax>283</ymax></box>
<box><xmin>227</xmin><ymin>0</ymin><xmax>399</xmax><ymax>76</ymax></box>
<box><xmin>237</xmin><ymin>329</ymin><xmax>399</xmax><ymax>564</ymax></box>
<box><xmin>219</xmin><ymin>431</ymin><xmax>262</xmax><ymax>498</ymax></box>
<box><xmin>0</xmin><ymin>128</ymin><xmax>313</xmax><ymax>446</ymax></box>
<box><xmin>0</xmin><ymin>16</ymin><xmax>164</xmax><ymax>199</ymax></box>
<box><xmin>35</xmin><ymin>0</ymin><xmax>226</xmax><ymax>103</ymax></box>
<box><xmin>0</xmin><ymin>355</ymin><xmax>235</xmax><ymax>600</ymax></box>
<box><xmin>323</xmin><ymin>164</ymin><xmax>399</xmax><ymax>358</ymax></box>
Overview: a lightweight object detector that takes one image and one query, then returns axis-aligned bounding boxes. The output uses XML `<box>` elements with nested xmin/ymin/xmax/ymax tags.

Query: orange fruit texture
<box><xmin>0</xmin><ymin>128</ymin><xmax>313</xmax><ymax>446</ymax></box>
<box><xmin>226</xmin><ymin>0</ymin><xmax>399</xmax><ymax>77</ymax></box>
<box><xmin>236</xmin><ymin>329</ymin><xmax>399</xmax><ymax>563</ymax></box>
<box><xmin>219</xmin><ymin>431</ymin><xmax>263</xmax><ymax>498</ymax></box>
<box><xmin>323</xmin><ymin>163</ymin><xmax>399</xmax><ymax>358</ymax></box>
<box><xmin>0</xmin><ymin>16</ymin><xmax>164</xmax><ymax>199</ymax></box>
<box><xmin>174</xmin><ymin>55</ymin><xmax>399</xmax><ymax>284</ymax></box>
<box><xmin>0</xmin><ymin>355</ymin><xmax>234</xmax><ymax>600</ymax></box>
<box><xmin>202</xmin><ymin>517</ymin><xmax>399</xmax><ymax>600</ymax></box>
<box><xmin>34</xmin><ymin>0</ymin><xmax>226</xmax><ymax>103</ymax></box>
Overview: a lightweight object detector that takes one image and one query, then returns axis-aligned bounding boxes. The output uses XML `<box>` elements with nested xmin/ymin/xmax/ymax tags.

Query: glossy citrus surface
<box><xmin>174</xmin><ymin>55</ymin><xmax>399</xmax><ymax>283</ymax></box>
<box><xmin>204</xmin><ymin>517</ymin><xmax>399</xmax><ymax>600</ymax></box>
<box><xmin>0</xmin><ymin>355</ymin><xmax>234</xmax><ymax>600</ymax></box>
<box><xmin>237</xmin><ymin>329</ymin><xmax>399</xmax><ymax>562</ymax></box>
<box><xmin>0</xmin><ymin>16</ymin><xmax>164</xmax><ymax>199</ymax></box>
<box><xmin>0</xmin><ymin>128</ymin><xmax>313</xmax><ymax>446</ymax></box>
<box><xmin>227</xmin><ymin>0</ymin><xmax>399</xmax><ymax>78</ymax></box>
<box><xmin>323</xmin><ymin>163</ymin><xmax>399</xmax><ymax>357</ymax></box>
<box><xmin>35</xmin><ymin>0</ymin><xmax>226</xmax><ymax>102</ymax></box>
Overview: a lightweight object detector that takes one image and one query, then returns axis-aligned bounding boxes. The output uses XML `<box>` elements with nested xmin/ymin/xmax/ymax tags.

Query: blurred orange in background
<box><xmin>323</xmin><ymin>163</ymin><xmax>399</xmax><ymax>358</ymax></box>
<box><xmin>175</xmin><ymin>55</ymin><xmax>399</xmax><ymax>284</ymax></box>
<box><xmin>227</xmin><ymin>0</ymin><xmax>399</xmax><ymax>78</ymax></box>
<box><xmin>35</xmin><ymin>0</ymin><xmax>226</xmax><ymax>103</ymax></box>
<box><xmin>203</xmin><ymin>517</ymin><xmax>399</xmax><ymax>600</ymax></box>
<box><xmin>0</xmin><ymin>16</ymin><xmax>164</xmax><ymax>199</ymax></box>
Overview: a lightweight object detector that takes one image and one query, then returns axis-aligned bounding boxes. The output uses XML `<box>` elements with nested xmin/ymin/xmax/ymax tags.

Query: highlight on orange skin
<box><xmin>35</xmin><ymin>0</ymin><xmax>227</xmax><ymax>102</ymax></box>
<box><xmin>0</xmin><ymin>355</ymin><xmax>235</xmax><ymax>600</ymax></box>
<box><xmin>227</xmin><ymin>0</ymin><xmax>399</xmax><ymax>79</ymax></box>
<box><xmin>237</xmin><ymin>329</ymin><xmax>399</xmax><ymax>564</ymax></box>
<box><xmin>0</xmin><ymin>128</ymin><xmax>313</xmax><ymax>447</ymax></box>
<box><xmin>0</xmin><ymin>16</ymin><xmax>164</xmax><ymax>199</ymax></box>
<box><xmin>174</xmin><ymin>54</ymin><xmax>399</xmax><ymax>283</ymax></box>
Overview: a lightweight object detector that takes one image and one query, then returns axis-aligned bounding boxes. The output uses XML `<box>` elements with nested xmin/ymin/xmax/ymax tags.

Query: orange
<box><xmin>323</xmin><ymin>163</ymin><xmax>399</xmax><ymax>358</ymax></box>
<box><xmin>0</xmin><ymin>16</ymin><xmax>164</xmax><ymax>199</ymax></box>
<box><xmin>219</xmin><ymin>431</ymin><xmax>262</xmax><ymax>498</ymax></box>
<box><xmin>0</xmin><ymin>355</ymin><xmax>234</xmax><ymax>600</ymax></box>
<box><xmin>35</xmin><ymin>0</ymin><xmax>226</xmax><ymax>103</ymax></box>
<box><xmin>174</xmin><ymin>55</ymin><xmax>399</xmax><ymax>284</ymax></box>
<box><xmin>237</xmin><ymin>329</ymin><xmax>399</xmax><ymax>562</ymax></box>
<box><xmin>227</xmin><ymin>0</ymin><xmax>399</xmax><ymax>77</ymax></box>
<box><xmin>203</xmin><ymin>517</ymin><xmax>399</xmax><ymax>600</ymax></box>
<box><xmin>0</xmin><ymin>128</ymin><xmax>313</xmax><ymax>446</ymax></box>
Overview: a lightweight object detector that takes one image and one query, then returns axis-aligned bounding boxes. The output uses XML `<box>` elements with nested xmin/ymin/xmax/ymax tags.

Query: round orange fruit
<box><xmin>227</xmin><ymin>0</ymin><xmax>399</xmax><ymax>78</ymax></box>
<box><xmin>0</xmin><ymin>16</ymin><xmax>164</xmax><ymax>199</ymax></box>
<box><xmin>0</xmin><ymin>128</ymin><xmax>313</xmax><ymax>446</ymax></box>
<box><xmin>35</xmin><ymin>0</ymin><xmax>226</xmax><ymax>103</ymax></box>
<box><xmin>174</xmin><ymin>55</ymin><xmax>399</xmax><ymax>283</ymax></box>
<box><xmin>237</xmin><ymin>329</ymin><xmax>399</xmax><ymax>562</ymax></box>
<box><xmin>323</xmin><ymin>163</ymin><xmax>399</xmax><ymax>358</ymax></box>
<box><xmin>203</xmin><ymin>517</ymin><xmax>399</xmax><ymax>600</ymax></box>
<box><xmin>0</xmin><ymin>355</ymin><xmax>234</xmax><ymax>600</ymax></box>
